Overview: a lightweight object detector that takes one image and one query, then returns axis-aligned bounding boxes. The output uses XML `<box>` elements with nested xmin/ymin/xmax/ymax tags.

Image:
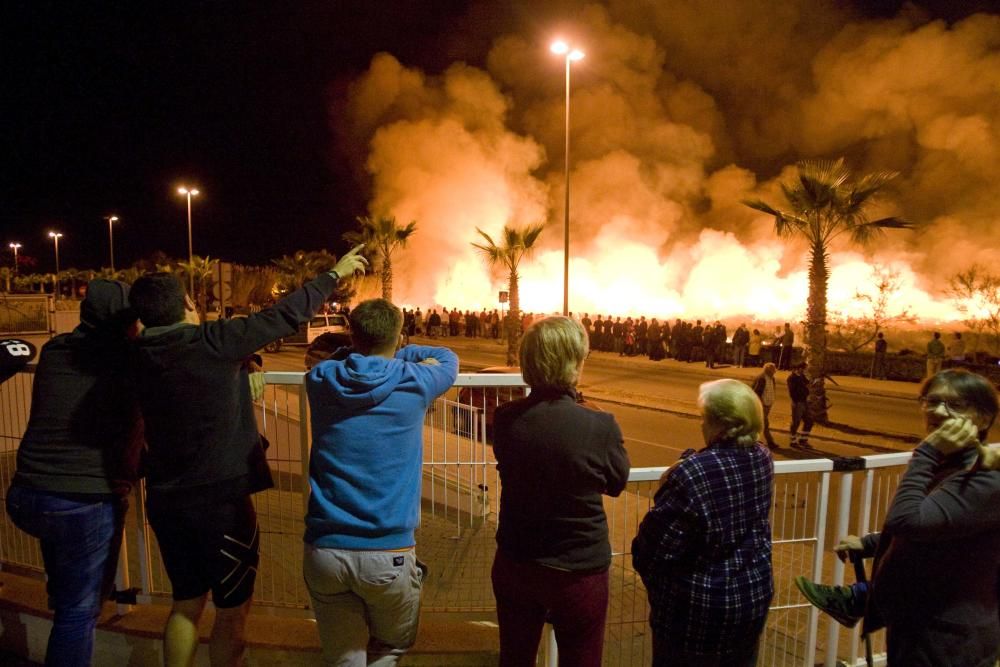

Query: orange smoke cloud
<box><xmin>338</xmin><ymin>3</ymin><xmax>998</xmax><ymax>324</ymax></box>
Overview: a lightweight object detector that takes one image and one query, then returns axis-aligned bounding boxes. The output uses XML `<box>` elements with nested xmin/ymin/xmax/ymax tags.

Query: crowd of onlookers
<box><xmin>9</xmin><ymin>262</ymin><xmax>1000</xmax><ymax>667</ymax></box>
<box><xmin>402</xmin><ymin>306</ymin><xmax>799</xmax><ymax>368</ymax></box>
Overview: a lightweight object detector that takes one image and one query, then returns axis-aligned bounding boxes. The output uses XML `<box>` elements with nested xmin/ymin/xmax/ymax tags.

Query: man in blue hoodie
<box><xmin>304</xmin><ymin>298</ymin><xmax>458</xmax><ymax>666</ymax></box>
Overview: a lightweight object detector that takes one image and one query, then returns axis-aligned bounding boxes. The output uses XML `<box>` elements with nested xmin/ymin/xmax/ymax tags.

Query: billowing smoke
<box><xmin>337</xmin><ymin>2</ymin><xmax>1000</xmax><ymax>322</ymax></box>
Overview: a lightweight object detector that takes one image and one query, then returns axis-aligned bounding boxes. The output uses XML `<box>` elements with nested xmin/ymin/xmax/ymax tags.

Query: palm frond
<box><xmin>742</xmin><ymin>199</ymin><xmax>782</xmax><ymax>217</ymax></box>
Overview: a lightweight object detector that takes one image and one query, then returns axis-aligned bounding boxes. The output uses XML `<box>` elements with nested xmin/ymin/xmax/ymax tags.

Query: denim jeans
<box><xmin>303</xmin><ymin>545</ymin><xmax>424</xmax><ymax>667</ymax></box>
<box><xmin>6</xmin><ymin>485</ymin><xmax>124</xmax><ymax>667</ymax></box>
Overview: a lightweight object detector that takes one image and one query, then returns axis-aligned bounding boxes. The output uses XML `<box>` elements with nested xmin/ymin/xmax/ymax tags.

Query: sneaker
<box><xmin>794</xmin><ymin>576</ymin><xmax>861</xmax><ymax>628</ymax></box>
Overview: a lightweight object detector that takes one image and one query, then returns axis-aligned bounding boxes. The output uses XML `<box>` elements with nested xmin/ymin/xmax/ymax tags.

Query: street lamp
<box><xmin>177</xmin><ymin>186</ymin><xmax>200</xmax><ymax>294</ymax></box>
<box><xmin>105</xmin><ymin>215</ymin><xmax>119</xmax><ymax>272</ymax></box>
<box><xmin>8</xmin><ymin>243</ymin><xmax>21</xmax><ymax>277</ymax></box>
<box><xmin>48</xmin><ymin>231</ymin><xmax>63</xmax><ymax>300</ymax></box>
<box><xmin>550</xmin><ymin>40</ymin><xmax>584</xmax><ymax>316</ymax></box>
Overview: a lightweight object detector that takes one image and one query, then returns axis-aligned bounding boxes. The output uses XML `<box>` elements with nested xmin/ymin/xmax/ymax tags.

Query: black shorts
<box><xmin>148</xmin><ymin>495</ymin><xmax>259</xmax><ymax>608</ymax></box>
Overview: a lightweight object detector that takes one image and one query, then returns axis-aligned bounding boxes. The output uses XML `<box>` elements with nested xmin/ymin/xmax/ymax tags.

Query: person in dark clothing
<box><xmin>633</xmin><ymin>379</ymin><xmax>773</xmax><ymax>667</ymax></box>
<box><xmin>778</xmin><ymin>323</ymin><xmax>794</xmax><ymax>370</ymax></box>
<box><xmin>6</xmin><ymin>280</ymin><xmax>142</xmax><ymax>667</ymax></box>
<box><xmin>871</xmin><ymin>332</ymin><xmax>887</xmax><ymax>380</ymax></box>
<box><xmin>129</xmin><ymin>247</ymin><xmax>367</xmax><ymax>667</ymax></box>
<box><xmin>787</xmin><ymin>363</ymin><xmax>813</xmax><ymax>447</ymax></box>
<box><xmin>491</xmin><ymin>316</ymin><xmax>630</xmax><ymax>667</ymax></box>
<box><xmin>794</xmin><ymin>369</ymin><xmax>1000</xmax><ymax>666</ymax></box>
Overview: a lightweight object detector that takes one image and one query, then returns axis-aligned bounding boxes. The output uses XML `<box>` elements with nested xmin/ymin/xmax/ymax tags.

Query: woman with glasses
<box><xmin>796</xmin><ymin>368</ymin><xmax>1000</xmax><ymax>666</ymax></box>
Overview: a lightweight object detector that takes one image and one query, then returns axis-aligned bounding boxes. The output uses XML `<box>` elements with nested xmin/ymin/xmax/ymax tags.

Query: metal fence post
<box><xmin>825</xmin><ymin>472</ymin><xmax>853</xmax><ymax>666</ymax></box>
<box><xmin>806</xmin><ymin>470</ymin><xmax>831</xmax><ymax>667</ymax></box>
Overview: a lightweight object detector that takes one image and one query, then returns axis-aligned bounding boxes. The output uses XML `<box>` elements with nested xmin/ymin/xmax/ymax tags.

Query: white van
<box><xmin>264</xmin><ymin>313</ymin><xmax>349</xmax><ymax>352</ymax></box>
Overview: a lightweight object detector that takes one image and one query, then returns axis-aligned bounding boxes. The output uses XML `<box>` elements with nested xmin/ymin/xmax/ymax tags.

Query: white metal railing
<box><xmin>0</xmin><ymin>369</ymin><xmax>911</xmax><ymax>665</ymax></box>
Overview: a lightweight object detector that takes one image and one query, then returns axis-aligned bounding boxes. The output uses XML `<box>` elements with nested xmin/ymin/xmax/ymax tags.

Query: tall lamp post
<box><xmin>8</xmin><ymin>243</ymin><xmax>21</xmax><ymax>277</ymax></box>
<box><xmin>48</xmin><ymin>231</ymin><xmax>63</xmax><ymax>300</ymax></box>
<box><xmin>177</xmin><ymin>186</ymin><xmax>199</xmax><ymax>295</ymax></box>
<box><xmin>105</xmin><ymin>215</ymin><xmax>119</xmax><ymax>272</ymax></box>
<box><xmin>550</xmin><ymin>40</ymin><xmax>584</xmax><ymax>316</ymax></box>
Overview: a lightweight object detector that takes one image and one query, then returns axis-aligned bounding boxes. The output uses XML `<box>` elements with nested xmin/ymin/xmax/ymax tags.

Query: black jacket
<box><xmin>787</xmin><ymin>371</ymin><xmax>809</xmax><ymax>403</ymax></box>
<box><xmin>14</xmin><ymin>280</ymin><xmax>141</xmax><ymax>497</ymax></box>
<box><xmin>493</xmin><ymin>388</ymin><xmax>631</xmax><ymax>571</ymax></box>
<box><xmin>132</xmin><ymin>273</ymin><xmax>337</xmax><ymax>509</ymax></box>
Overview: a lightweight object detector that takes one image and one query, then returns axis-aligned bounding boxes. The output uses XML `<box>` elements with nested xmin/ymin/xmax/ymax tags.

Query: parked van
<box><xmin>264</xmin><ymin>312</ymin><xmax>349</xmax><ymax>353</ymax></box>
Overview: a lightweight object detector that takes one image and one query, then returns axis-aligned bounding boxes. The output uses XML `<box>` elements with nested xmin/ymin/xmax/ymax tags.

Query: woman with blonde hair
<box><xmin>491</xmin><ymin>316</ymin><xmax>631</xmax><ymax>667</ymax></box>
<box><xmin>633</xmin><ymin>379</ymin><xmax>774</xmax><ymax>666</ymax></box>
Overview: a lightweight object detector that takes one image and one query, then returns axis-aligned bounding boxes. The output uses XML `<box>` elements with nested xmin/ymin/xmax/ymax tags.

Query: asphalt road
<box><xmin>260</xmin><ymin>335</ymin><xmax>987</xmax><ymax>467</ymax></box>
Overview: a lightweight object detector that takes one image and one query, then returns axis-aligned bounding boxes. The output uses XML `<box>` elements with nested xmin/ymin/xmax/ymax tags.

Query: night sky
<box><xmin>3</xmin><ymin>1</ymin><xmax>479</xmax><ymax>272</ymax></box>
<box><xmin>3</xmin><ymin>0</ymin><xmax>995</xmax><ymax>275</ymax></box>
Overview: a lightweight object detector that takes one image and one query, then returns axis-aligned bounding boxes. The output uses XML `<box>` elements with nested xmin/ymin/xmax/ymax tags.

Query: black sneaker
<box><xmin>794</xmin><ymin>576</ymin><xmax>861</xmax><ymax>628</ymax></box>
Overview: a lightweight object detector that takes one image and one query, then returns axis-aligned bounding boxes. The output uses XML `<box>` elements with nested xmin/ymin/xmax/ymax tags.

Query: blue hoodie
<box><xmin>305</xmin><ymin>344</ymin><xmax>458</xmax><ymax>549</ymax></box>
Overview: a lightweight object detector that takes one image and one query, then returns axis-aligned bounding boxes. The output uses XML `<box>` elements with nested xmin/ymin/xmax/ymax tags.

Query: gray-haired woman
<box><xmin>633</xmin><ymin>379</ymin><xmax>774</xmax><ymax>666</ymax></box>
<box><xmin>491</xmin><ymin>316</ymin><xmax>631</xmax><ymax>667</ymax></box>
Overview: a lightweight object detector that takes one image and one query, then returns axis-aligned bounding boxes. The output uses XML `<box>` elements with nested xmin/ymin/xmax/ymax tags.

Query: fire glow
<box><xmin>344</xmin><ymin>6</ymin><xmax>1000</xmax><ymax>326</ymax></box>
<box><xmin>426</xmin><ymin>227</ymin><xmax>964</xmax><ymax>323</ymax></box>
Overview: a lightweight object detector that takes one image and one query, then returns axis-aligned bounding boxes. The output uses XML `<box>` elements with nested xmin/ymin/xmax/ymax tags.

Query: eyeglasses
<box><xmin>919</xmin><ymin>397</ymin><xmax>971</xmax><ymax>413</ymax></box>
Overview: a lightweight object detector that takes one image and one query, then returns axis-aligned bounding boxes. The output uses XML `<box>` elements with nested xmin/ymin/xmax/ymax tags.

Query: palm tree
<box><xmin>169</xmin><ymin>256</ymin><xmax>218</xmax><ymax>319</ymax></box>
<box><xmin>744</xmin><ymin>158</ymin><xmax>911</xmax><ymax>423</ymax></box>
<box><xmin>272</xmin><ymin>250</ymin><xmax>355</xmax><ymax>305</ymax></box>
<box><xmin>343</xmin><ymin>215</ymin><xmax>417</xmax><ymax>301</ymax></box>
<box><xmin>472</xmin><ymin>223</ymin><xmax>545</xmax><ymax>366</ymax></box>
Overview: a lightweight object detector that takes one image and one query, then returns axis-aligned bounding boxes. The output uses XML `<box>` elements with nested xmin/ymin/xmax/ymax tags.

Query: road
<box><xmin>259</xmin><ymin>335</ymin><xmax>986</xmax><ymax>468</ymax></box>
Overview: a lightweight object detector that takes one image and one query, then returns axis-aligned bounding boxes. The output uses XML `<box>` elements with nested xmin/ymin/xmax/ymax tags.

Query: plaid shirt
<box><xmin>632</xmin><ymin>442</ymin><xmax>774</xmax><ymax>656</ymax></box>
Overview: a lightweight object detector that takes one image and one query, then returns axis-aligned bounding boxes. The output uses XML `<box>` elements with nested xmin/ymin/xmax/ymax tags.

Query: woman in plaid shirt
<box><xmin>633</xmin><ymin>379</ymin><xmax>774</xmax><ymax>666</ymax></box>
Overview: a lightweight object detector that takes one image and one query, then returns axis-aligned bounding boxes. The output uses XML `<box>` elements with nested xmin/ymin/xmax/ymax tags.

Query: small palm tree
<box><xmin>272</xmin><ymin>250</ymin><xmax>354</xmax><ymax>305</ymax></box>
<box><xmin>472</xmin><ymin>223</ymin><xmax>545</xmax><ymax>365</ymax></box>
<box><xmin>170</xmin><ymin>256</ymin><xmax>218</xmax><ymax>319</ymax></box>
<box><xmin>744</xmin><ymin>158</ymin><xmax>911</xmax><ymax>423</ymax></box>
<box><xmin>343</xmin><ymin>215</ymin><xmax>417</xmax><ymax>301</ymax></box>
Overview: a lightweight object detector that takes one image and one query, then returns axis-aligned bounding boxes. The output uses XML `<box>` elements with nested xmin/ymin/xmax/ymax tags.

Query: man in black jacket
<box><xmin>129</xmin><ymin>247</ymin><xmax>366</xmax><ymax>667</ymax></box>
<box><xmin>7</xmin><ymin>280</ymin><xmax>141</xmax><ymax>666</ymax></box>
<box><xmin>787</xmin><ymin>362</ymin><xmax>813</xmax><ymax>448</ymax></box>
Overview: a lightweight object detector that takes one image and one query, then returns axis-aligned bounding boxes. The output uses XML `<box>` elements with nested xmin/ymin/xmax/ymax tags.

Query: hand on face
<box><xmin>925</xmin><ymin>416</ymin><xmax>980</xmax><ymax>456</ymax></box>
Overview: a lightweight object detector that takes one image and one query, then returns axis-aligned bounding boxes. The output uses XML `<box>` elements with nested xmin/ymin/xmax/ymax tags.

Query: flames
<box><xmin>424</xmin><ymin>226</ymin><xmax>965</xmax><ymax>323</ymax></box>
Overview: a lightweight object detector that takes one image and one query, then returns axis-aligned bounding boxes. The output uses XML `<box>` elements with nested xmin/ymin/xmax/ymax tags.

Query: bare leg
<box><xmin>165</xmin><ymin>595</ymin><xmax>207</xmax><ymax>667</ymax></box>
<box><xmin>209</xmin><ymin>599</ymin><xmax>251</xmax><ymax>666</ymax></box>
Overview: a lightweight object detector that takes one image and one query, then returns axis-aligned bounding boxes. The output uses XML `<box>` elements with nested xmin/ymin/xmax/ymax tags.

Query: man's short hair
<box><xmin>130</xmin><ymin>272</ymin><xmax>186</xmax><ymax>327</ymax></box>
<box><xmin>519</xmin><ymin>316</ymin><xmax>588</xmax><ymax>391</ymax></box>
<box><xmin>699</xmin><ymin>379</ymin><xmax>763</xmax><ymax>447</ymax></box>
<box><xmin>350</xmin><ymin>299</ymin><xmax>403</xmax><ymax>353</ymax></box>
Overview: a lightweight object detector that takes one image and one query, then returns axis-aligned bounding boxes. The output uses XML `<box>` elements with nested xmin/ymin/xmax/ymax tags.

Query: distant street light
<box><xmin>48</xmin><ymin>231</ymin><xmax>63</xmax><ymax>300</ymax></box>
<box><xmin>550</xmin><ymin>39</ymin><xmax>584</xmax><ymax>316</ymax></box>
<box><xmin>8</xmin><ymin>243</ymin><xmax>21</xmax><ymax>277</ymax></box>
<box><xmin>177</xmin><ymin>186</ymin><xmax>200</xmax><ymax>294</ymax></box>
<box><xmin>105</xmin><ymin>215</ymin><xmax>119</xmax><ymax>272</ymax></box>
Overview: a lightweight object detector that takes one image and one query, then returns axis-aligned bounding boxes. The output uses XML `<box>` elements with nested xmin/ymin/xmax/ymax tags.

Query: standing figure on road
<box><xmin>491</xmin><ymin>316</ymin><xmax>630</xmax><ymax>667</ymax></box>
<box><xmin>926</xmin><ymin>331</ymin><xmax>945</xmax><ymax>378</ymax></box>
<box><xmin>732</xmin><ymin>323</ymin><xmax>750</xmax><ymax>368</ymax></box>
<box><xmin>129</xmin><ymin>247</ymin><xmax>367</xmax><ymax>667</ymax></box>
<box><xmin>778</xmin><ymin>323</ymin><xmax>794</xmax><ymax>370</ymax></box>
<box><xmin>946</xmin><ymin>331</ymin><xmax>965</xmax><ymax>368</ymax></box>
<box><xmin>304</xmin><ymin>298</ymin><xmax>458</xmax><ymax>666</ymax></box>
<box><xmin>752</xmin><ymin>362</ymin><xmax>779</xmax><ymax>450</ymax></box>
<box><xmin>633</xmin><ymin>379</ymin><xmax>774</xmax><ymax>667</ymax></box>
<box><xmin>794</xmin><ymin>369</ymin><xmax>1000</xmax><ymax>666</ymax></box>
<box><xmin>787</xmin><ymin>362</ymin><xmax>813</xmax><ymax>448</ymax></box>
<box><xmin>748</xmin><ymin>328</ymin><xmax>763</xmax><ymax>367</ymax></box>
<box><xmin>6</xmin><ymin>281</ymin><xmax>141</xmax><ymax>667</ymax></box>
<box><xmin>871</xmin><ymin>332</ymin><xmax>888</xmax><ymax>380</ymax></box>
